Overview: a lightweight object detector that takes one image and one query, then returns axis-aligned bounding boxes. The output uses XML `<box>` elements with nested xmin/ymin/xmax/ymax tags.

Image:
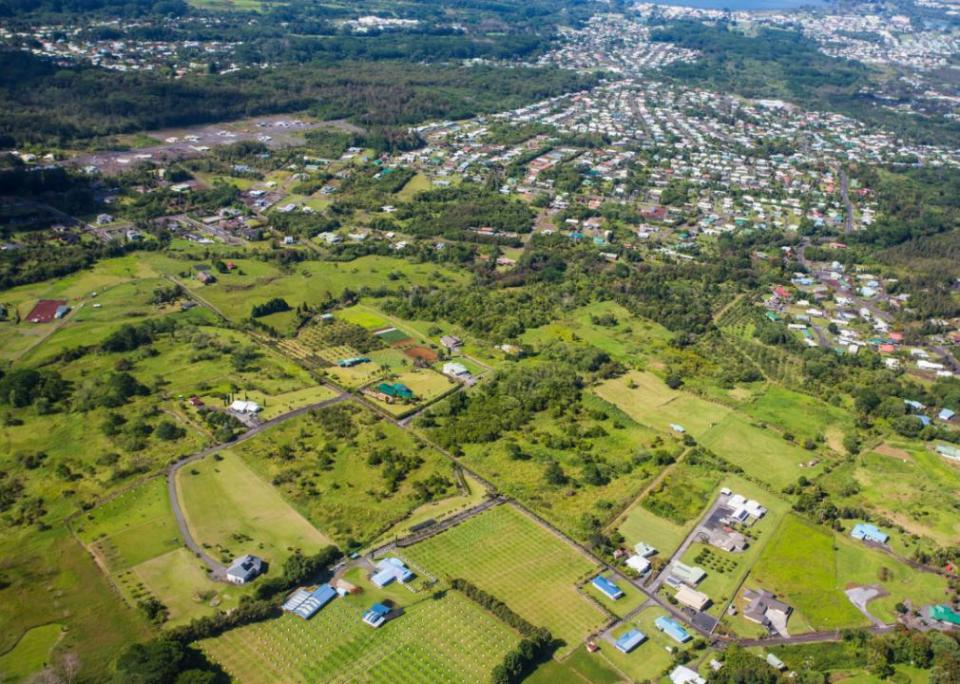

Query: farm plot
<box><xmin>199</xmin><ymin>590</ymin><xmax>518</xmax><ymax>684</ymax></box>
<box><xmin>593</xmin><ymin>371</ymin><xmax>731</xmax><ymax>438</ymax></box>
<box><xmin>403</xmin><ymin>505</ymin><xmax>607</xmax><ymax>654</ymax></box>
<box><xmin>177</xmin><ymin>452</ymin><xmax>332</xmax><ymax>566</ymax></box>
<box><xmin>699</xmin><ymin>415</ymin><xmax>823</xmax><ymax>490</ymax></box>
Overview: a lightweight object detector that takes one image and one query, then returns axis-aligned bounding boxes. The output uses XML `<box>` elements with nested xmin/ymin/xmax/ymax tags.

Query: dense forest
<box><xmin>0</xmin><ymin>51</ymin><xmax>597</xmax><ymax>146</ymax></box>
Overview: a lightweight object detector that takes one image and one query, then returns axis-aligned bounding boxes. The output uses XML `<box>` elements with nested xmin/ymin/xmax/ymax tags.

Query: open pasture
<box><xmin>745</xmin><ymin>385</ymin><xmax>852</xmax><ymax>446</ymax></box>
<box><xmin>593</xmin><ymin>371</ymin><xmax>731</xmax><ymax>438</ymax></box>
<box><xmin>199</xmin><ymin>589</ymin><xmax>518</xmax><ymax>684</ymax></box>
<box><xmin>403</xmin><ymin>505</ymin><xmax>607</xmax><ymax>654</ymax></box>
<box><xmin>699</xmin><ymin>414</ymin><xmax>824</xmax><ymax>490</ymax></box>
<box><xmin>177</xmin><ymin>451</ymin><xmax>332</xmax><ymax>566</ymax></box>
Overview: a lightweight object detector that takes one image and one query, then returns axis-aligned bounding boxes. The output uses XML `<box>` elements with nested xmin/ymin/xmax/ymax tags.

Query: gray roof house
<box><xmin>226</xmin><ymin>554</ymin><xmax>264</xmax><ymax>585</ymax></box>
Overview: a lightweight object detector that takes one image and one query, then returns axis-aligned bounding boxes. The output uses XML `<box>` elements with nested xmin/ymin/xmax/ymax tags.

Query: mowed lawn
<box><xmin>0</xmin><ymin>624</ymin><xmax>63</xmax><ymax>682</ymax></box>
<box><xmin>748</xmin><ymin>514</ymin><xmax>949</xmax><ymax>630</ymax></box>
<box><xmin>593</xmin><ymin>371</ymin><xmax>730</xmax><ymax>438</ymax></box>
<box><xmin>76</xmin><ymin>478</ymin><xmax>181</xmax><ymax>572</ymax></box>
<box><xmin>699</xmin><ymin>415</ymin><xmax>823</xmax><ymax>490</ymax></box>
<box><xmin>199</xmin><ymin>591</ymin><xmax>518</xmax><ymax>684</ymax></box>
<box><xmin>403</xmin><ymin>505</ymin><xmax>607</xmax><ymax>654</ymax></box>
<box><xmin>177</xmin><ymin>452</ymin><xmax>332</xmax><ymax>566</ymax></box>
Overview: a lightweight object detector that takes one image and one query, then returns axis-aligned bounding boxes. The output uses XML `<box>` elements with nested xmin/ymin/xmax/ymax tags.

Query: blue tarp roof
<box><xmin>592</xmin><ymin>576</ymin><xmax>624</xmax><ymax>600</ymax></box>
<box><xmin>615</xmin><ymin>629</ymin><xmax>646</xmax><ymax>653</ymax></box>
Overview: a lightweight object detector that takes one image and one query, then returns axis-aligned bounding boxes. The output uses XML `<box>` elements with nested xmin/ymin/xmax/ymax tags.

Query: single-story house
<box><xmin>367</xmin><ymin>382</ymin><xmax>415</xmax><ymax>404</ymax></box>
<box><xmin>226</xmin><ymin>554</ymin><xmax>264</xmax><ymax>585</ymax></box>
<box><xmin>440</xmin><ymin>335</ymin><xmax>462</xmax><ymax>351</ymax></box>
<box><xmin>230</xmin><ymin>399</ymin><xmax>262</xmax><ymax>414</ymax></box>
<box><xmin>634</xmin><ymin>542</ymin><xmax>657</xmax><ymax>558</ymax></box>
<box><xmin>670</xmin><ymin>562</ymin><xmax>706</xmax><ymax>587</ymax></box>
<box><xmin>851</xmin><ymin>523</ymin><xmax>889</xmax><ymax>544</ymax></box>
<box><xmin>939</xmin><ymin>408</ymin><xmax>956</xmax><ymax>422</ymax></box>
<box><xmin>670</xmin><ymin>665</ymin><xmax>706</xmax><ymax>684</ymax></box>
<box><xmin>655</xmin><ymin>615</ymin><xmax>691</xmax><ymax>643</ymax></box>
<box><xmin>626</xmin><ymin>555</ymin><xmax>651</xmax><ymax>574</ymax></box>
<box><xmin>930</xmin><ymin>604</ymin><xmax>960</xmax><ymax>626</ymax></box>
<box><xmin>362</xmin><ymin>603</ymin><xmax>391</xmax><ymax>628</ymax></box>
<box><xmin>591</xmin><ymin>575</ymin><xmax>624</xmax><ymax>601</ymax></box>
<box><xmin>614</xmin><ymin>628</ymin><xmax>646</xmax><ymax>654</ymax></box>
<box><xmin>442</xmin><ymin>362</ymin><xmax>470</xmax><ymax>379</ymax></box>
<box><xmin>742</xmin><ymin>589</ymin><xmax>792</xmax><ymax>628</ymax></box>
<box><xmin>371</xmin><ymin>557</ymin><xmax>415</xmax><ymax>588</ymax></box>
<box><xmin>675</xmin><ymin>585</ymin><xmax>711</xmax><ymax>611</ymax></box>
<box><xmin>337</xmin><ymin>356</ymin><xmax>370</xmax><ymax>368</ymax></box>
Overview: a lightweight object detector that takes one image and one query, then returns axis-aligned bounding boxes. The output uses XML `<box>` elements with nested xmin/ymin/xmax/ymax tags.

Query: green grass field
<box><xmin>231</xmin><ymin>407</ymin><xmax>459</xmax><ymax>546</ymax></box>
<box><xmin>403</xmin><ymin>505</ymin><xmax>607</xmax><ymax>655</ymax></box>
<box><xmin>177</xmin><ymin>451</ymin><xmax>332</xmax><ymax>566</ymax></box>
<box><xmin>748</xmin><ymin>514</ymin><xmax>949</xmax><ymax>630</ymax></box>
<box><xmin>199</xmin><ymin>587</ymin><xmax>519</xmax><ymax>683</ymax></box>
<box><xmin>0</xmin><ymin>624</ymin><xmax>63</xmax><ymax>683</ymax></box>
<box><xmin>76</xmin><ymin>478</ymin><xmax>181</xmax><ymax>572</ymax></box>
<box><xmin>595</xmin><ymin>606</ymin><xmax>691</xmax><ymax>682</ymax></box>
<box><xmin>458</xmin><ymin>393</ymin><xmax>662</xmax><ymax>541</ymax></box>
<box><xmin>593</xmin><ymin>371</ymin><xmax>731</xmax><ymax>438</ymax></box>
<box><xmin>699</xmin><ymin>414</ymin><xmax>824</xmax><ymax>490</ymax></box>
<box><xmin>745</xmin><ymin>385</ymin><xmax>852</xmax><ymax>448</ymax></box>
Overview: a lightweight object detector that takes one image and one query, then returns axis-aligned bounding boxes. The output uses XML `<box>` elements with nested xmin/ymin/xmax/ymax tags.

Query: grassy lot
<box><xmin>240</xmin><ymin>385</ymin><xmax>339</xmax><ymax>420</ymax></box>
<box><xmin>595</xmin><ymin>606</ymin><xmax>692</xmax><ymax>682</ymax></box>
<box><xmin>582</xmin><ymin>574</ymin><xmax>646</xmax><ymax>619</ymax></box>
<box><xmin>232</xmin><ymin>406</ymin><xmax>459</xmax><ymax>546</ymax></box>
<box><xmin>164</xmin><ymin>255</ymin><xmax>466</xmax><ymax>325</ymax></box>
<box><xmin>363</xmin><ymin>368</ymin><xmax>456</xmax><ymax>416</ymax></box>
<box><xmin>177</xmin><ymin>451</ymin><xmax>332</xmax><ymax>566</ymax></box>
<box><xmin>745</xmin><ymin>385</ymin><xmax>853</xmax><ymax>448</ymax></box>
<box><xmin>0</xmin><ymin>527</ymin><xmax>150</xmax><ymax>681</ymax></box>
<box><xmin>337</xmin><ymin>305</ymin><xmax>392</xmax><ymax>330</ymax></box>
<box><xmin>396</xmin><ymin>172</ymin><xmax>434</xmax><ymax>200</ymax></box>
<box><xmin>640</xmin><ymin>462</ymin><xmax>722</xmax><ymax>526</ymax></box>
<box><xmin>821</xmin><ymin>441</ymin><xmax>960</xmax><ymax>549</ymax></box>
<box><xmin>593</xmin><ymin>371</ymin><xmax>731</xmax><ymax>438</ymax></box>
<box><xmin>199</xmin><ymin>582</ymin><xmax>519</xmax><ymax>683</ymax></box>
<box><xmin>525</xmin><ymin>644</ymin><xmax>624</xmax><ymax>684</ymax></box>
<box><xmin>131</xmin><ymin>548</ymin><xmax>246</xmax><ymax>627</ymax></box>
<box><xmin>699</xmin><ymin>414</ymin><xmax>824</xmax><ymax>490</ymax></box>
<box><xmin>0</xmin><ymin>624</ymin><xmax>63</xmax><ymax>683</ymax></box>
<box><xmin>458</xmin><ymin>393</ymin><xmax>662</xmax><ymax>541</ymax></box>
<box><xmin>748</xmin><ymin>514</ymin><xmax>949</xmax><ymax>630</ymax></box>
<box><xmin>403</xmin><ymin>505</ymin><xmax>607</xmax><ymax>655</ymax></box>
<box><xmin>615</xmin><ymin>501</ymin><xmax>692</xmax><ymax>560</ymax></box>
<box><xmin>520</xmin><ymin>302</ymin><xmax>673</xmax><ymax>366</ymax></box>
<box><xmin>75</xmin><ymin>478</ymin><xmax>180</xmax><ymax>572</ymax></box>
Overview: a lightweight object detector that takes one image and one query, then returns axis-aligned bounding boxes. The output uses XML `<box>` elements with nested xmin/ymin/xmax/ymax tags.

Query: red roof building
<box><xmin>25</xmin><ymin>300</ymin><xmax>67</xmax><ymax>323</ymax></box>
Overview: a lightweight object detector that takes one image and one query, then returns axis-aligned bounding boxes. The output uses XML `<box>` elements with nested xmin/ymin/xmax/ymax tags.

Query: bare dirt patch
<box><xmin>873</xmin><ymin>443</ymin><xmax>912</xmax><ymax>462</ymax></box>
<box><xmin>404</xmin><ymin>346</ymin><xmax>438</xmax><ymax>363</ymax></box>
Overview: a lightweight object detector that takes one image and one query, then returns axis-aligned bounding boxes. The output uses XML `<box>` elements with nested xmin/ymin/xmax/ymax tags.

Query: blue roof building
<box><xmin>592</xmin><ymin>576</ymin><xmax>624</xmax><ymax>600</ymax></box>
<box><xmin>851</xmin><ymin>523</ymin><xmax>889</xmax><ymax>544</ymax></box>
<box><xmin>363</xmin><ymin>603</ymin><xmax>391</xmax><ymax>628</ymax></box>
<box><xmin>371</xmin><ymin>557</ymin><xmax>415</xmax><ymax>588</ymax></box>
<box><xmin>615</xmin><ymin>629</ymin><xmax>646</xmax><ymax>654</ymax></box>
<box><xmin>655</xmin><ymin>616</ymin><xmax>691</xmax><ymax>643</ymax></box>
<box><xmin>281</xmin><ymin>588</ymin><xmax>311</xmax><ymax>613</ymax></box>
<box><xmin>292</xmin><ymin>585</ymin><xmax>337</xmax><ymax>619</ymax></box>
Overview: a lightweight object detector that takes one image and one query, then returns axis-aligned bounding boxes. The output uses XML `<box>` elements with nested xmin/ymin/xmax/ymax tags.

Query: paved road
<box><xmin>166</xmin><ymin>391</ymin><xmax>351</xmax><ymax>581</ymax></box>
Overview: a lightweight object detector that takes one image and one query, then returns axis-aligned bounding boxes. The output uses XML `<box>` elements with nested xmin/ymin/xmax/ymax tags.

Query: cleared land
<box><xmin>177</xmin><ymin>451</ymin><xmax>332</xmax><ymax>566</ymax></box>
<box><xmin>403</xmin><ymin>505</ymin><xmax>607</xmax><ymax>655</ymax></box>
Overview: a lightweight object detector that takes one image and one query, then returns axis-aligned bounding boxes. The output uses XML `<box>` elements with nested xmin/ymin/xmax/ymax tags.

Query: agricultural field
<box><xmin>524</xmin><ymin>644</ymin><xmax>624</xmax><ymax>684</ymax></box>
<box><xmin>747</xmin><ymin>514</ymin><xmax>949</xmax><ymax>631</ymax></box>
<box><xmin>640</xmin><ymin>461</ymin><xmax>722</xmax><ymax>527</ymax></box>
<box><xmin>229</xmin><ymin>404</ymin><xmax>461</xmax><ymax>546</ymax></box>
<box><xmin>199</xmin><ymin>575</ymin><xmax>519</xmax><ymax>684</ymax></box>
<box><xmin>593</xmin><ymin>370</ymin><xmax>731</xmax><ymax>438</ymax></box>
<box><xmin>177</xmin><ymin>451</ymin><xmax>333</xmax><ymax>566</ymax></box>
<box><xmin>403</xmin><ymin>504</ymin><xmax>608</xmax><ymax>655</ymax></box>
<box><xmin>744</xmin><ymin>385</ymin><xmax>853</xmax><ymax>450</ymax></box>
<box><xmin>458</xmin><ymin>393</ymin><xmax>664</xmax><ymax>540</ymax></box>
